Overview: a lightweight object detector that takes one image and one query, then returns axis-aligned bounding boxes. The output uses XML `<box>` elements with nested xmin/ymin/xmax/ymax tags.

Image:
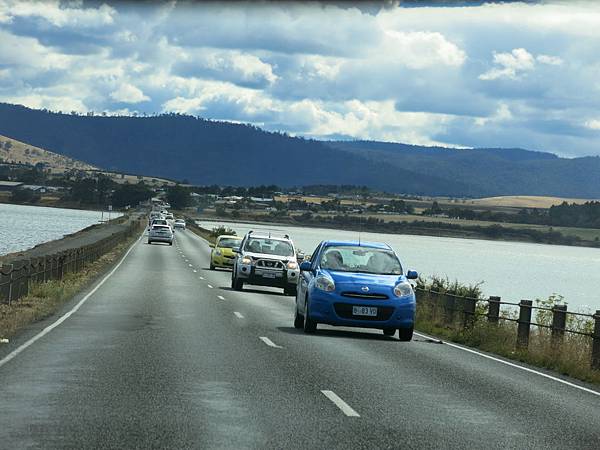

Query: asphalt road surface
<box><xmin>1</xmin><ymin>228</ymin><xmax>599</xmax><ymax>449</ymax></box>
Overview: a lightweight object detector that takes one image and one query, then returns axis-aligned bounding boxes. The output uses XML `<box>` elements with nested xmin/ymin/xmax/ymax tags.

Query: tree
<box><xmin>11</xmin><ymin>188</ymin><xmax>40</xmax><ymax>204</ymax></box>
<box><xmin>112</xmin><ymin>182</ymin><xmax>153</xmax><ymax>208</ymax></box>
<box><xmin>166</xmin><ymin>184</ymin><xmax>192</xmax><ymax>209</ymax></box>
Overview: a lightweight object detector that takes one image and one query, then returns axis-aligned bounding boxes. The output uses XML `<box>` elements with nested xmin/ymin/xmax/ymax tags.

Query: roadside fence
<box><xmin>0</xmin><ymin>216</ymin><xmax>145</xmax><ymax>306</ymax></box>
<box><xmin>416</xmin><ymin>288</ymin><xmax>600</xmax><ymax>372</ymax></box>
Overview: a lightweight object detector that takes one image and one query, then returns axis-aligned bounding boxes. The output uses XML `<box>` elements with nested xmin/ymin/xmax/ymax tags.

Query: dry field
<box><xmin>469</xmin><ymin>195</ymin><xmax>597</xmax><ymax>208</ymax></box>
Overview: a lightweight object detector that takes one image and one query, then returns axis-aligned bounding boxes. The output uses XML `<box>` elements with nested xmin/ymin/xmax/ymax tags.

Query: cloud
<box><xmin>479</xmin><ymin>48</ymin><xmax>535</xmax><ymax>80</ymax></box>
<box><xmin>0</xmin><ymin>0</ymin><xmax>116</xmax><ymax>28</ymax></box>
<box><xmin>0</xmin><ymin>1</ymin><xmax>600</xmax><ymax>157</ymax></box>
<box><xmin>584</xmin><ymin>119</ymin><xmax>600</xmax><ymax>130</ymax></box>
<box><xmin>537</xmin><ymin>54</ymin><xmax>563</xmax><ymax>66</ymax></box>
<box><xmin>109</xmin><ymin>83</ymin><xmax>150</xmax><ymax>104</ymax></box>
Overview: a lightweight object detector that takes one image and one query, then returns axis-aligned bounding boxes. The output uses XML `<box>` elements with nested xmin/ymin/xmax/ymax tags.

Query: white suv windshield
<box><xmin>320</xmin><ymin>246</ymin><xmax>402</xmax><ymax>275</ymax></box>
<box><xmin>244</xmin><ymin>237</ymin><xmax>294</xmax><ymax>256</ymax></box>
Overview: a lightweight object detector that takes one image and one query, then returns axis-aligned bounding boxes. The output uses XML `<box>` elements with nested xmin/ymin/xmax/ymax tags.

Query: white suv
<box><xmin>231</xmin><ymin>231</ymin><xmax>300</xmax><ymax>295</ymax></box>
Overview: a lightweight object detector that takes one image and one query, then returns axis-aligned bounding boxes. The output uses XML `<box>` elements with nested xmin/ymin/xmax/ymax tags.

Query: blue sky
<box><xmin>1</xmin><ymin>1</ymin><xmax>599</xmax><ymax>157</ymax></box>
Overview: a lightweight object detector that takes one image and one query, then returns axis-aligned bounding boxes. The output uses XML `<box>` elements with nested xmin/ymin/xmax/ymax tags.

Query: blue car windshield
<box><xmin>320</xmin><ymin>246</ymin><xmax>402</xmax><ymax>275</ymax></box>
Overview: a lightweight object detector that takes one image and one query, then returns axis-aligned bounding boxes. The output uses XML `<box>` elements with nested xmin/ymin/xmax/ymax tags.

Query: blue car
<box><xmin>294</xmin><ymin>240</ymin><xmax>418</xmax><ymax>341</ymax></box>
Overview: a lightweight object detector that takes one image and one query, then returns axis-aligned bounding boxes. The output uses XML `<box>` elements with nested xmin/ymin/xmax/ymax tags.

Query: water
<box><xmin>199</xmin><ymin>220</ymin><xmax>600</xmax><ymax>313</ymax></box>
<box><xmin>0</xmin><ymin>203</ymin><xmax>122</xmax><ymax>256</ymax></box>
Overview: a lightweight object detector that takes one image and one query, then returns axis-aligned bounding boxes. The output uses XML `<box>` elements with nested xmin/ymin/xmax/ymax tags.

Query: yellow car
<box><xmin>210</xmin><ymin>235</ymin><xmax>242</xmax><ymax>270</ymax></box>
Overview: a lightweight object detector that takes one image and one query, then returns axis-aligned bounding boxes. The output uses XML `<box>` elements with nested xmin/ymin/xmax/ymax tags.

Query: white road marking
<box><xmin>193</xmin><ymin>270</ymin><xmax>197</xmax><ymax>273</ymax></box>
<box><xmin>199</xmin><ymin>276</ymin><xmax>205</xmax><ymax>280</ymax></box>
<box><xmin>217</xmin><ymin>295</ymin><xmax>225</xmax><ymax>301</ymax></box>
<box><xmin>188</xmin><ymin>264</ymin><xmax>193</xmax><ymax>267</ymax></box>
<box><xmin>259</xmin><ymin>336</ymin><xmax>283</xmax><ymax>349</ymax></box>
<box><xmin>233</xmin><ymin>312</ymin><xmax>244</xmax><ymax>319</ymax></box>
<box><xmin>321</xmin><ymin>390</ymin><xmax>360</xmax><ymax>417</ymax></box>
<box><xmin>0</xmin><ymin>233</ymin><xmax>143</xmax><ymax>369</ymax></box>
<box><xmin>413</xmin><ymin>331</ymin><xmax>600</xmax><ymax>397</ymax></box>
<box><xmin>207</xmin><ymin>284</ymin><xmax>213</xmax><ymax>289</ymax></box>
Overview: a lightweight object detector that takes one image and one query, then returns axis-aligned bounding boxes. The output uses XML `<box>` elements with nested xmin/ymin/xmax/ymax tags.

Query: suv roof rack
<box><xmin>247</xmin><ymin>229</ymin><xmax>290</xmax><ymax>239</ymax></box>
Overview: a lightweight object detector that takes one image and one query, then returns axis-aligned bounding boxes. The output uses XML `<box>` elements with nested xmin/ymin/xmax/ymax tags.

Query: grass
<box><xmin>0</xmin><ymin>237</ymin><xmax>136</xmax><ymax>340</ymax></box>
<box><xmin>415</xmin><ymin>276</ymin><xmax>600</xmax><ymax>384</ymax></box>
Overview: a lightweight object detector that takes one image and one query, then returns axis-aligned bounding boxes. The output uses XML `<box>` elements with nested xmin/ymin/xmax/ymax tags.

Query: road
<box><xmin>0</xmin><ymin>228</ymin><xmax>599</xmax><ymax>449</ymax></box>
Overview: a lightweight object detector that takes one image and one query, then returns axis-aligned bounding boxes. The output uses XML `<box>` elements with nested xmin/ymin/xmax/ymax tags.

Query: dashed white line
<box><xmin>193</xmin><ymin>269</ymin><xmax>197</xmax><ymax>273</ymax></box>
<box><xmin>217</xmin><ymin>295</ymin><xmax>225</xmax><ymax>301</ymax></box>
<box><xmin>207</xmin><ymin>284</ymin><xmax>213</xmax><ymax>289</ymax></box>
<box><xmin>259</xmin><ymin>336</ymin><xmax>283</xmax><ymax>349</ymax></box>
<box><xmin>188</xmin><ymin>264</ymin><xmax>193</xmax><ymax>267</ymax></box>
<box><xmin>233</xmin><ymin>311</ymin><xmax>244</xmax><ymax>319</ymax></box>
<box><xmin>321</xmin><ymin>390</ymin><xmax>360</xmax><ymax>417</ymax></box>
<box><xmin>199</xmin><ymin>276</ymin><xmax>205</xmax><ymax>280</ymax></box>
<box><xmin>413</xmin><ymin>331</ymin><xmax>600</xmax><ymax>398</ymax></box>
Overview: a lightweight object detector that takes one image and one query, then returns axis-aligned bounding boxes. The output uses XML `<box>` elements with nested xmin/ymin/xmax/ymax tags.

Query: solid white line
<box><xmin>207</xmin><ymin>284</ymin><xmax>213</xmax><ymax>289</ymax></box>
<box><xmin>233</xmin><ymin>311</ymin><xmax>244</xmax><ymax>319</ymax></box>
<box><xmin>413</xmin><ymin>331</ymin><xmax>600</xmax><ymax>397</ymax></box>
<box><xmin>217</xmin><ymin>295</ymin><xmax>225</xmax><ymax>300</ymax></box>
<box><xmin>259</xmin><ymin>336</ymin><xmax>283</xmax><ymax>349</ymax></box>
<box><xmin>0</xmin><ymin>233</ymin><xmax>143</xmax><ymax>369</ymax></box>
<box><xmin>321</xmin><ymin>390</ymin><xmax>360</xmax><ymax>417</ymax></box>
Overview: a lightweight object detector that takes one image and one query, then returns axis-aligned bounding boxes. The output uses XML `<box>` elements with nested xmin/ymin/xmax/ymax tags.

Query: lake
<box><xmin>198</xmin><ymin>219</ymin><xmax>600</xmax><ymax>313</ymax></box>
<box><xmin>0</xmin><ymin>203</ymin><xmax>121</xmax><ymax>256</ymax></box>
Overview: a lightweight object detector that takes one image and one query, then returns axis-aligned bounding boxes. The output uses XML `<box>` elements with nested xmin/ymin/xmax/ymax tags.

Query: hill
<box><xmin>0</xmin><ymin>102</ymin><xmax>599</xmax><ymax>198</ymax></box>
<box><xmin>0</xmin><ymin>134</ymin><xmax>96</xmax><ymax>172</ymax></box>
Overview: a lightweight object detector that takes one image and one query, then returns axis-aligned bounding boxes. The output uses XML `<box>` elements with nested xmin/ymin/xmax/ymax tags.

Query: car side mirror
<box><xmin>406</xmin><ymin>270</ymin><xmax>418</xmax><ymax>280</ymax></box>
<box><xmin>209</xmin><ymin>243</ymin><xmax>215</xmax><ymax>248</ymax></box>
<box><xmin>299</xmin><ymin>261</ymin><xmax>312</xmax><ymax>272</ymax></box>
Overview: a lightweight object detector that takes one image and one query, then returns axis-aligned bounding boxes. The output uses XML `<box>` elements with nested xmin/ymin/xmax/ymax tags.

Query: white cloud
<box><xmin>584</xmin><ymin>119</ymin><xmax>600</xmax><ymax>130</ymax></box>
<box><xmin>475</xmin><ymin>102</ymin><xmax>513</xmax><ymax>126</ymax></box>
<box><xmin>383</xmin><ymin>31</ymin><xmax>466</xmax><ymax>69</ymax></box>
<box><xmin>536</xmin><ymin>54</ymin><xmax>563</xmax><ymax>66</ymax></box>
<box><xmin>479</xmin><ymin>48</ymin><xmax>565</xmax><ymax>81</ymax></box>
<box><xmin>479</xmin><ymin>48</ymin><xmax>535</xmax><ymax>80</ymax></box>
<box><xmin>110</xmin><ymin>83</ymin><xmax>150</xmax><ymax>104</ymax></box>
<box><xmin>0</xmin><ymin>0</ymin><xmax>116</xmax><ymax>28</ymax></box>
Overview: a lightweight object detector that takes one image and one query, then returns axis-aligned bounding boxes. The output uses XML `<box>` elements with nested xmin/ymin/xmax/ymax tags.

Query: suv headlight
<box><xmin>287</xmin><ymin>261</ymin><xmax>298</xmax><ymax>270</ymax></box>
<box><xmin>394</xmin><ymin>281</ymin><xmax>413</xmax><ymax>297</ymax></box>
<box><xmin>242</xmin><ymin>256</ymin><xmax>252</xmax><ymax>264</ymax></box>
<box><xmin>315</xmin><ymin>275</ymin><xmax>335</xmax><ymax>292</ymax></box>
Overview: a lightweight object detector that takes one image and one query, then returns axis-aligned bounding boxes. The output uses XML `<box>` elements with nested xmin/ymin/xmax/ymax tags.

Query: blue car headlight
<box><xmin>315</xmin><ymin>275</ymin><xmax>335</xmax><ymax>292</ymax></box>
<box><xmin>394</xmin><ymin>281</ymin><xmax>413</xmax><ymax>297</ymax></box>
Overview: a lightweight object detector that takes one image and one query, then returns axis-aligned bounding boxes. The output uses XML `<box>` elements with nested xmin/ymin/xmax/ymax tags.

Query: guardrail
<box><xmin>416</xmin><ymin>288</ymin><xmax>600</xmax><ymax>371</ymax></box>
<box><xmin>0</xmin><ymin>216</ymin><xmax>145</xmax><ymax>305</ymax></box>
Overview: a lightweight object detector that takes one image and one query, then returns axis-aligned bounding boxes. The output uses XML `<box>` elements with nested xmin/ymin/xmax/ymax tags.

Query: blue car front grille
<box><xmin>333</xmin><ymin>303</ymin><xmax>394</xmax><ymax>321</ymax></box>
<box><xmin>341</xmin><ymin>292</ymin><xmax>389</xmax><ymax>300</ymax></box>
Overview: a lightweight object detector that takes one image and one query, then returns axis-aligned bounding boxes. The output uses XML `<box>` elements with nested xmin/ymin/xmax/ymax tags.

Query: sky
<box><xmin>0</xmin><ymin>0</ymin><xmax>599</xmax><ymax>157</ymax></box>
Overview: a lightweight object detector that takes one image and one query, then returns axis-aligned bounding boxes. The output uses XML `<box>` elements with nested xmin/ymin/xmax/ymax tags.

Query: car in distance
<box><xmin>148</xmin><ymin>224</ymin><xmax>174</xmax><ymax>245</ymax></box>
<box><xmin>231</xmin><ymin>230</ymin><xmax>300</xmax><ymax>295</ymax></box>
<box><xmin>173</xmin><ymin>219</ymin><xmax>186</xmax><ymax>230</ymax></box>
<box><xmin>210</xmin><ymin>235</ymin><xmax>242</xmax><ymax>270</ymax></box>
<box><xmin>294</xmin><ymin>240</ymin><xmax>418</xmax><ymax>340</ymax></box>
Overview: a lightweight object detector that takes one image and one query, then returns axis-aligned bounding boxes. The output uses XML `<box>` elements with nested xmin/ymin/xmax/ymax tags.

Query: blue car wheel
<box><xmin>303</xmin><ymin>298</ymin><xmax>317</xmax><ymax>333</ymax></box>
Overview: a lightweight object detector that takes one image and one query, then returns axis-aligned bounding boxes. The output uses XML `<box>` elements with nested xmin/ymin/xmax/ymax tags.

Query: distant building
<box><xmin>0</xmin><ymin>181</ymin><xmax>24</xmax><ymax>192</ymax></box>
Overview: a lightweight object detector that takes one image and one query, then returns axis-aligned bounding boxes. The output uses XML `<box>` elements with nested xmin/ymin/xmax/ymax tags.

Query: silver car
<box><xmin>231</xmin><ymin>231</ymin><xmax>300</xmax><ymax>295</ymax></box>
<box><xmin>148</xmin><ymin>224</ymin><xmax>173</xmax><ymax>245</ymax></box>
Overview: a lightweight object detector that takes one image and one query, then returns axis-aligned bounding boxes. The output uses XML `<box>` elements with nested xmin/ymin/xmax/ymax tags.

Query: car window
<box><xmin>320</xmin><ymin>246</ymin><xmax>402</xmax><ymax>275</ymax></box>
<box><xmin>244</xmin><ymin>237</ymin><xmax>294</xmax><ymax>256</ymax></box>
<box><xmin>218</xmin><ymin>238</ymin><xmax>240</xmax><ymax>248</ymax></box>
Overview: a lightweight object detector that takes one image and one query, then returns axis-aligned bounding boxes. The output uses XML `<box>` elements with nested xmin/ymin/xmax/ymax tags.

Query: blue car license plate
<box><xmin>352</xmin><ymin>306</ymin><xmax>377</xmax><ymax>317</ymax></box>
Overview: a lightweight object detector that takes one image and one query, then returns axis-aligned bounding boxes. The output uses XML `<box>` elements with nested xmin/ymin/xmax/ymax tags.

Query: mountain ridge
<box><xmin>0</xmin><ymin>102</ymin><xmax>598</xmax><ymax>198</ymax></box>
